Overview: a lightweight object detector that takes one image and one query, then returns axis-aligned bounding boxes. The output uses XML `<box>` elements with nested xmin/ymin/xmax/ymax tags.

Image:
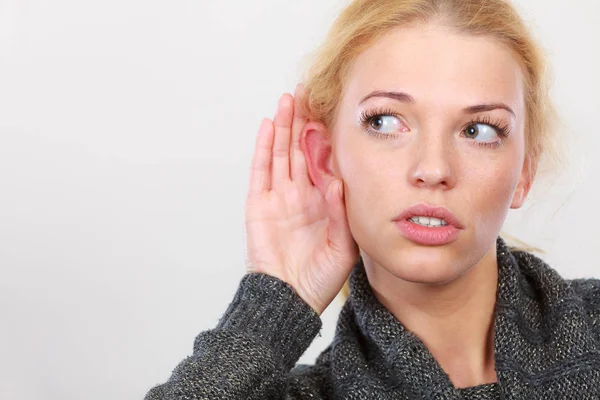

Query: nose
<box><xmin>408</xmin><ymin>131</ymin><xmax>456</xmax><ymax>190</ymax></box>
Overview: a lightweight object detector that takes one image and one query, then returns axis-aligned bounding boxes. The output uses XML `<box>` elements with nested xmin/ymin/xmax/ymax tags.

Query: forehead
<box><xmin>344</xmin><ymin>25</ymin><xmax>524</xmax><ymax>109</ymax></box>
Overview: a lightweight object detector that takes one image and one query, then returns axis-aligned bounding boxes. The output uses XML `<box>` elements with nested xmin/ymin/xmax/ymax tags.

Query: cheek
<box><xmin>335</xmin><ymin>142</ymin><xmax>376</xmax><ymax>203</ymax></box>
<box><xmin>334</xmin><ymin>146</ymin><xmax>410</xmax><ymax>260</ymax></box>
<box><xmin>465</xmin><ymin>150</ymin><xmax>523</xmax><ymax>231</ymax></box>
<box><xmin>334</xmin><ymin>139</ymin><xmax>391</xmax><ymax>220</ymax></box>
<box><xmin>333</xmin><ymin>129</ymin><xmax>525</xmax><ymax>238</ymax></box>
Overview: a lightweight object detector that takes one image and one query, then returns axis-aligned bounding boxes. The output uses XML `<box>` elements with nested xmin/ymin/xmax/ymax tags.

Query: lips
<box><xmin>393</xmin><ymin>203</ymin><xmax>464</xmax><ymax>229</ymax></box>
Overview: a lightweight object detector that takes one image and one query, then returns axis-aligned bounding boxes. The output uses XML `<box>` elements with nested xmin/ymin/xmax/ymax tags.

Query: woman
<box><xmin>145</xmin><ymin>0</ymin><xmax>600</xmax><ymax>398</ymax></box>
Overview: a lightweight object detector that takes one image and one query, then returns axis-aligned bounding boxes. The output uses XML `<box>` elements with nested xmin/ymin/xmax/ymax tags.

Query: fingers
<box><xmin>249</xmin><ymin>118</ymin><xmax>275</xmax><ymax>196</ymax></box>
<box><xmin>249</xmin><ymin>87</ymin><xmax>310</xmax><ymax>196</ymax></box>
<box><xmin>290</xmin><ymin>83</ymin><xmax>310</xmax><ymax>181</ymax></box>
<box><xmin>272</xmin><ymin>94</ymin><xmax>294</xmax><ymax>187</ymax></box>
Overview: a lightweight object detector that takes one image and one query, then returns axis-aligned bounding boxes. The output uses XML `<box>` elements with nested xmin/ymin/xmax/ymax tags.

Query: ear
<box><xmin>300</xmin><ymin>120</ymin><xmax>337</xmax><ymax>197</ymax></box>
<box><xmin>510</xmin><ymin>157</ymin><xmax>535</xmax><ymax>209</ymax></box>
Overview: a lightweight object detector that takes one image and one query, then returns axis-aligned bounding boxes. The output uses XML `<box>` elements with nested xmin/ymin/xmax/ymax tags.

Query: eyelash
<box><xmin>358</xmin><ymin>108</ymin><xmax>512</xmax><ymax>148</ymax></box>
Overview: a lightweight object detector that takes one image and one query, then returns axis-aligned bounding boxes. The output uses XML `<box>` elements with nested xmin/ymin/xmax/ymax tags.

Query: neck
<box><xmin>363</xmin><ymin>245</ymin><xmax>499</xmax><ymax>388</ymax></box>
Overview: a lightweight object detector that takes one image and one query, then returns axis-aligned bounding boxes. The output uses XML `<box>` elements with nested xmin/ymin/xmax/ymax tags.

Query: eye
<box><xmin>369</xmin><ymin>115</ymin><xmax>403</xmax><ymax>134</ymax></box>
<box><xmin>461</xmin><ymin>116</ymin><xmax>511</xmax><ymax>148</ymax></box>
<box><xmin>463</xmin><ymin>123</ymin><xmax>499</xmax><ymax>143</ymax></box>
<box><xmin>359</xmin><ymin>108</ymin><xmax>408</xmax><ymax>139</ymax></box>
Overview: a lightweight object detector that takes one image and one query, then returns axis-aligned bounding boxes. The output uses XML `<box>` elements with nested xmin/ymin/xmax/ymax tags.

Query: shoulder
<box><xmin>564</xmin><ymin>277</ymin><xmax>600</xmax><ymax>336</ymax></box>
<box><xmin>512</xmin><ymin>248</ymin><xmax>600</xmax><ymax>340</ymax></box>
<box><xmin>510</xmin><ymin>247</ymin><xmax>598</xmax><ymax>296</ymax></box>
<box><xmin>513</xmin><ymin>246</ymin><xmax>600</xmax><ymax>303</ymax></box>
<box><xmin>567</xmin><ymin>277</ymin><xmax>600</xmax><ymax>308</ymax></box>
<box><xmin>510</xmin><ymin>247</ymin><xmax>600</xmax><ymax>320</ymax></box>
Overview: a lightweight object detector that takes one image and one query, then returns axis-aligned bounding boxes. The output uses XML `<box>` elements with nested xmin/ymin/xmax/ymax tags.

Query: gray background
<box><xmin>0</xmin><ymin>0</ymin><xmax>598</xmax><ymax>398</ymax></box>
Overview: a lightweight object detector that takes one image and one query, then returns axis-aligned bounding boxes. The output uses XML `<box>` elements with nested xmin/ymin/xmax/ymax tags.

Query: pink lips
<box><xmin>393</xmin><ymin>203</ymin><xmax>464</xmax><ymax>246</ymax></box>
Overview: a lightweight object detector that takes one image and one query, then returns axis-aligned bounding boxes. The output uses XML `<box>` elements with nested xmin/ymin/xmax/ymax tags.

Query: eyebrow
<box><xmin>359</xmin><ymin>90</ymin><xmax>516</xmax><ymax>117</ymax></box>
<box><xmin>464</xmin><ymin>103</ymin><xmax>516</xmax><ymax>117</ymax></box>
<box><xmin>360</xmin><ymin>91</ymin><xmax>415</xmax><ymax>105</ymax></box>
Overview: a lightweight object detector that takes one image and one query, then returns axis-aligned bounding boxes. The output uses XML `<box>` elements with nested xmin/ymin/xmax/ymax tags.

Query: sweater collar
<box><xmin>346</xmin><ymin>236</ymin><xmax>594</xmax><ymax>398</ymax></box>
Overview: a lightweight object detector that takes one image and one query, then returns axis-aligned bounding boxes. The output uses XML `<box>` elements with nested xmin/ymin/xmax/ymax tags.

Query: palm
<box><xmin>246</xmin><ymin>180</ymin><xmax>328</xmax><ymax>283</ymax></box>
<box><xmin>244</xmin><ymin>85</ymin><xmax>358</xmax><ymax>315</ymax></box>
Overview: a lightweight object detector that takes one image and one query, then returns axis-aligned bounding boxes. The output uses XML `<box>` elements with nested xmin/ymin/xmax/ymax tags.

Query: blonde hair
<box><xmin>298</xmin><ymin>0</ymin><xmax>562</xmax><ymax>302</ymax></box>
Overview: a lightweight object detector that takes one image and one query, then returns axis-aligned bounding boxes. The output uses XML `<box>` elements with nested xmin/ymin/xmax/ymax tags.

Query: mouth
<box><xmin>393</xmin><ymin>203</ymin><xmax>464</xmax><ymax>246</ymax></box>
<box><xmin>394</xmin><ymin>203</ymin><xmax>464</xmax><ymax>229</ymax></box>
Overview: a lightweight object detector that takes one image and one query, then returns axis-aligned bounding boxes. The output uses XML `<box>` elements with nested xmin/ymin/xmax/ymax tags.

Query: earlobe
<box><xmin>510</xmin><ymin>187</ymin><xmax>526</xmax><ymax>209</ymax></box>
<box><xmin>300</xmin><ymin>121</ymin><xmax>336</xmax><ymax>197</ymax></box>
<box><xmin>510</xmin><ymin>158</ymin><xmax>534</xmax><ymax>209</ymax></box>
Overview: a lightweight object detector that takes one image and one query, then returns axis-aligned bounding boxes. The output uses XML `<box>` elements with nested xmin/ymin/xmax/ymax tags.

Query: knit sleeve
<box><xmin>143</xmin><ymin>272</ymin><xmax>324</xmax><ymax>400</ymax></box>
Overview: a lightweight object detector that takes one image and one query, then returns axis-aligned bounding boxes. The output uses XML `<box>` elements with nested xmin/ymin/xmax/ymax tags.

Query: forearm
<box><xmin>144</xmin><ymin>272</ymin><xmax>323</xmax><ymax>400</ymax></box>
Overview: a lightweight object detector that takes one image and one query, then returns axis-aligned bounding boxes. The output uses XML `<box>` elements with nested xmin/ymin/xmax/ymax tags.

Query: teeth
<box><xmin>409</xmin><ymin>216</ymin><xmax>448</xmax><ymax>227</ymax></box>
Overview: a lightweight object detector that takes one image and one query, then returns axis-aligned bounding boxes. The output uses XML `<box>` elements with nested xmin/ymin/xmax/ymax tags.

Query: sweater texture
<box><xmin>144</xmin><ymin>237</ymin><xmax>600</xmax><ymax>399</ymax></box>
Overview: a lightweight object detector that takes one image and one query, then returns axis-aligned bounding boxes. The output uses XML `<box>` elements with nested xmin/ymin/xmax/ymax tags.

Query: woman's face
<box><xmin>326</xmin><ymin>25</ymin><xmax>531</xmax><ymax>284</ymax></box>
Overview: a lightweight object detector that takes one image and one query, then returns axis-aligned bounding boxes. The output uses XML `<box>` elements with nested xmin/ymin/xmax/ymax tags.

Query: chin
<box><xmin>384</xmin><ymin>242</ymin><xmax>468</xmax><ymax>285</ymax></box>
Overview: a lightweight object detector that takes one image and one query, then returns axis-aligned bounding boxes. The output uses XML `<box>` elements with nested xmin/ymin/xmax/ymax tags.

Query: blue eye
<box><xmin>359</xmin><ymin>108</ymin><xmax>406</xmax><ymax>139</ymax></box>
<box><xmin>462</xmin><ymin>117</ymin><xmax>511</xmax><ymax>148</ymax></box>
<box><xmin>463</xmin><ymin>123</ymin><xmax>499</xmax><ymax>142</ymax></box>
<box><xmin>369</xmin><ymin>115</ymin><xmax>403</xmax><ymax>134</ymax></box>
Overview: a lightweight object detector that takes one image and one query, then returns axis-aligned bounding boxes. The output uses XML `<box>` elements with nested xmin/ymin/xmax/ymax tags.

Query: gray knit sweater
<box><xmin>144</xmin><ymin>237</ymin><xmax>600</xmax><ymax>399</ymax></box>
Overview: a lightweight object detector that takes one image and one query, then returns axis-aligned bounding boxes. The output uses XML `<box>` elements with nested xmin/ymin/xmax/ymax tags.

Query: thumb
<box><xmin>325</xmin><ymin>179</ymin><xmax>354</xmax><ymax>251</ymax></box>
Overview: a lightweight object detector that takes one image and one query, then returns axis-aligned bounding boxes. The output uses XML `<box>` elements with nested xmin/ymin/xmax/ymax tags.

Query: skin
<box><xmin>302</xmin><ymin>24</ymin><xmax>533</xmax><ymax>388</ymax></box>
